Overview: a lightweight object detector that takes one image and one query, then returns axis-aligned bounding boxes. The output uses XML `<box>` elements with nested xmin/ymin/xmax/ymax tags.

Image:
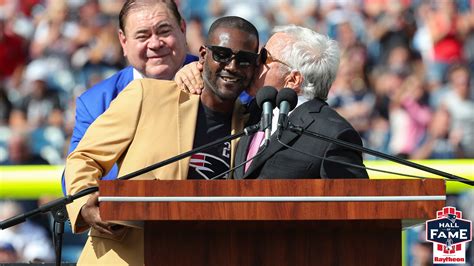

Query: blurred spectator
<box><xmin>371</xmin><ymin>67</ymin><xmax>405</xmax><ymax>123</ymax></box>
<box><xmin>406</xmin><ymin>225</ymin><xmax>433</xmax><ymax>266</ymax></box>
<box><xmin>463</xmin><ymin>5</ymin><xmax>474</xmax><ymax>77</ymax></box>
<box><xmin>185</xmin><ymin>15</ymin><xmax>206</xmax><ymax>55</ymax></box>
<box><xmin>0</xmin><ymin>85</ymin><xmax>12</xmax><ymax>125</ymax></box>
<box><xmin>72</xmin><ymin>0</ymin><xmax>110</xmax><ymax>47</ymax></box>
<box><xmin>388</xmin><ymin>74</ymin><xmax>432</xmax><ymax>158</ymax></box>
<box><xmin>0</xmin><ymin>241</ymin><xmax>18</xmax><ymax>263</ymax></box>
<box><xmin>363</xmin><ymin>68</ymin><xmax>405</xmax><ymax>158</ymax></box>
<box><xmin>385</xmin><ymin>44</ymin><xmax>413</xmax><ymax>76</ymax></box>
<box><xmin>179</xmin><ymin>0</ymin><xmax>210</xmax><ymax>24</ymax></box>
<box><xmin>457</xmin><ymin>189</ymin><xmax>474</xmax><ymax>262</ymax></box>
<box><xmin>430</xmin><ymin>62</ymin><xmax>468</xmax><ymax>108</ymax></box>
<box><xmin>96</xmin><ymin>0</ymin><xmax>124</xmax><ymax>17</ymax></box>
<box><xmin>0</xmin><ymin>108</ymin><xmax>28</xmax><ymax>164</ymax></box>
<box><xmin>412</xmin><ymin>1</ymin><xmax>434</xmax><ymax>66</ymax></box>
<box><xmin>29</xmin><ymin>0</ymin><xmax>77</xmax><ymax>59</ymax></box>
<box><xmin>439</xmin><ymin>63</ymin><xmax>474</xmax><ymax>157</ymax></box>
<box><xmin>0</xmin><ymin>201</ymin><xmax>54</xmax><ymax>262</ymax></box>
<box><xmin>70</xmin><ymin>0</ymin><xmax>123</xmax><ymax>90</ymax></box>
<box><xmin>0</xmin><ymin>0</ymin><xmax>37</xmax><ymax>40</ymax></box>
<box><xmin>365</xmin><ymin>1</ymin><xmax>415</xmax><ymax>66</ymax></box>
<box><xmin>329</xmin><ymin>46</ymin><xmax>375</xmax><ymax>141</ymax></box>
<box><xmin>31</xmin><ymin>108</ymin><xmax>66</xmax><ymax>165</ymax></box>
<box><xmin>7</xmin><ymin>108</ymin><xmax>28</xmax><ymax>132</ymax></box>
<box><xmin>333</xmin><ymin>20</ymin><xmax>361</xmax><ymax>51</ymax></box>
<box><xmin>322</xmin><ymin>3</ymin><xmax>367</xmax><ymax>48</ymax></box>
<box><xmin>0</xmin><ymin>87</ymin><xmax>13</xmax><ymax>161</ymax></box>
<box><xmin>425</xmin><ymin>0</ymin><xmax>466</xmax><ymax>85</ymax></box>
<box><xmin>0</xmin><ymin>130</ymin><xmax>48</xmax><ymax>165</ymax></box>
<box><xmin>269</xmin><ymin>0</ymin><xmax>317</xmax><ymax>29</ymax></box>
<box><xmin>364</xmin><ymin>114</ymin><xmax>391</xmax><ymax>160</ymax></box>
<box><xmin>20</xmin><ymin>65</ymin><xmax>62</xmax><ymax>128</ymax></box>
<box><xmin>411</xmin><ymin>107</ymin><xmax>462</xmax><ymax>159</ymax></box>
<box><xmin>208</xmin><ymin>0</ymin><xmax>271</xmax><ymax>42</ymax></box>
<box><xmin>0</xmin><ymin>109</ymin><xmax>28</xmax><ymax>164</ymax></box>
<box><xmin>0</xmin><ymin>13</ymin><xmax>28</xmax><ymax>89</ymax></box>
<box><xmin>28</xmin><ymin>0</ymin><xmax>77</xmax><ymax>94</ymax></box>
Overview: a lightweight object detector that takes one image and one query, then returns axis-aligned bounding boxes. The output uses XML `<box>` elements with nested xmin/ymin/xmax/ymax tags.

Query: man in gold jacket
<box><xmin>65</xmin><ymin>16</ymin><xmax>260</xmax><ymax>265</ymax></box>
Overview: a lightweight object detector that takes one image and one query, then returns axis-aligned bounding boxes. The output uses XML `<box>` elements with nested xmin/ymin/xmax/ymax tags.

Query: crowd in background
<box><xmin>0</xmin><ymin>0</ymin><xmax>473</xmax><ymax>167</ymax></box>
<box><xmin>0</xmin><ymin>0</ymin><xmax>473</xmax><ymax>263</ymax></box>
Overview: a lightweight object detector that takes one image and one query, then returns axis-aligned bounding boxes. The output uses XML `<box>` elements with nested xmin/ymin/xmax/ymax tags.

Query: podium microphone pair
<box><xmin>255</xmin><ymin>86</ymin><xmax>298</xmax><ymax>142</ymax></box>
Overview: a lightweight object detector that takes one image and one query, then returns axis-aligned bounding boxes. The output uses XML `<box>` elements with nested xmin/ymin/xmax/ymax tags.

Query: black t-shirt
<box><xmin>188</xmin><ymin>102</ymin><xmax>232</xmax><ymax>179</ymax></box>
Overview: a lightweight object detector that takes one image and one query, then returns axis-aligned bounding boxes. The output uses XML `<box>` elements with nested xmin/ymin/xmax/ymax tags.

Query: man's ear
<box><xmin>199</xmin><ymin>46</ymin><xmax>206</xmax><ymax>64</ymax></box>
<box><xmin>284</xmin><ymin>70</ymin><xmax>303</xmax><ymax>94</ymax></box>
<box><xmin>118</xmin><ymin>30</ymin><xmax>127</xmax><ymax>57</ymax></box>
<box><xmin>180</xmin><ymin>19</ymin><xmax>186</xmax><ymax>33</ymax></box>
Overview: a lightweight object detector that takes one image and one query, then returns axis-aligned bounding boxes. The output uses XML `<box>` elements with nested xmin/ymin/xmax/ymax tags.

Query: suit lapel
<box><xmin>242</xmin><ymin>99</ymin><xmax>323</xmax><ymax>178</ymax></box>
<box><xmin>233</xmin><ymin>100</ymin><xmax>260</xmax><ymax>179</ymax></box>
<box><xmin>177</xmin><ymin>92</ymin><xmax>200</xmax><ymax>180</ymax></box>
<box><xmin>116</xmin><ymin>66</ymin><xmax>134</xmax><ymax>94</ymax></box>
<box><xmin>176</xmin><ymin>96</ymin><xmax>247</xmax><ymax>180</ymax></box>
<box><xmin>242</xmin><ymin>129</ymin><xmax>299</xmax><ymax>178</ymax></box>
<box><xmin>233</xmin><ymin>134</ymin><xmax>252</xmax><ymax>179</ymax></box>
<box><xmin>230</xmin><ymin>101</ymin><xmax>249</xmax><ymax>178</ymax></box>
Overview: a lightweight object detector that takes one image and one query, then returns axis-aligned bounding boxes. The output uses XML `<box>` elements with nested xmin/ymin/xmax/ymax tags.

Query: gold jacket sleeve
<box><xmin>65</xmin><ymin>80</ymin><xmax>144</xmax><ymax>233</ymax></box>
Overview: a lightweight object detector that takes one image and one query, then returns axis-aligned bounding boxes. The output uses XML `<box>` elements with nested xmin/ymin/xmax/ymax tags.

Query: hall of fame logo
<box><xmin>426</xmin><ymin>206</ymin><xmax>472</xmax><ymax>264</ymax></box>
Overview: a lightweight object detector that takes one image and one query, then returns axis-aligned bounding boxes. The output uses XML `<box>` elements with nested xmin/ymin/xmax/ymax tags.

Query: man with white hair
<box><xmin>176</xmin><ymin>25</ymin><xmax>369</xmax><ymax>179</ymax></box>
<box><xmin>234</xmin><ymin>25</ymin><xmax>369</xmax><ymax>179</ymax></box>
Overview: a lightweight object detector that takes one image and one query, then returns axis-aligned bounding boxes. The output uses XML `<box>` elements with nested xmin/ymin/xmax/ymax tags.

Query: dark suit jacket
<box><xmin>234</xmin><ymin>98</ymin><xmax>369</xmax><ymax>179</ymax></box>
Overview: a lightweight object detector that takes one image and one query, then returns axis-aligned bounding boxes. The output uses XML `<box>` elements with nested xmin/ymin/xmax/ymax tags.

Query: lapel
<box><xmin>234</xmin><ymin>133</ymin><xmax>252</xmax><ymax>179</ymax></box>
<box><xmin>234</xmin><ymin>100</ymin><xmax>261</xmax><ymax>179</ymax></box>
<box><xmin>177</xmin><ymin>91</ymin><xmax>200</xmax><ymax>180</ymax></box>
<box><xmin>176</xmin><ymin>95</ymin><xmax>248</xmax><ymax>180</ymax></box>
<box><xmin>230</xmin><ymin>100</ymin><xmax>249</xmax><ymax>178</ymax></box>
<box><xmin>116</xmin><ymin>66</ymin><xmax>134</xmax><ymax>94</ymax></box>
<box><xmin>242</xmin><ymin>127</ymin><xmax>300</xmax><ymax>178</ymax></box>
<box><xmin>242</xmin><ymin>98</ymin><xmax>326</xmax><ymax>178</ymax></box>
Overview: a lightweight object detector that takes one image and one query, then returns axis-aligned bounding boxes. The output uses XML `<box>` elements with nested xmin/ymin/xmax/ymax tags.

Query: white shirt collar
<box><xmin>270</xmin><ymin>95</ymin><xmax>308</xmax><ymax>134</ymax></box>
<box><xmin>295</xmin><ymin>95</ymin><xmax>309</xmax><ymax>109</ymax></box>
<box><xmin>132</xmin><ymin>68</ymin><xmax>144</xmax><ymax>80</ymax></box>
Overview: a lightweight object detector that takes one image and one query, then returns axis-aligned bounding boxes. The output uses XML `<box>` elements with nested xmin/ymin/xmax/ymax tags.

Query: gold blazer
<box><xmin>65</xmin><ymin>79</ymin><xmax>248</xmax><ymax>264</ymax></box>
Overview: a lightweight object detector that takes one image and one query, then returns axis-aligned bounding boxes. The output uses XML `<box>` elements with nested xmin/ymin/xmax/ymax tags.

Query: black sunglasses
<box><xmin>259</xmin><ymin>47</ymin><xmax>291</xmax><ymax>68</ymax></box>
<box><xmin>205</xmin><ymin>45</ymin><xmax>259</xmax><ymax>67</ymax></box>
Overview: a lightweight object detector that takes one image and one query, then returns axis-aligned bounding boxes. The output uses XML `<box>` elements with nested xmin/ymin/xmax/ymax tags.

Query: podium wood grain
<box><xmin>99</xmin><ymin>179</ymin><xmax>445</xmax><ymax>266</ymax></box>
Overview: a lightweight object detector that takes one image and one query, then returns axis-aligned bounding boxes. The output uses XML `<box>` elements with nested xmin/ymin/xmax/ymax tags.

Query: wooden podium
<box><xmin>99</xmin><ymin>179</ymin><xmax>445</xmax><ymax>265</ymax></box>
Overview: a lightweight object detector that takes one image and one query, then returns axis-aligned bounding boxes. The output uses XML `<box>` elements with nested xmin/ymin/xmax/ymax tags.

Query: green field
<box><xmin>1</xmin><ymin>159</ymin><xmax>472</xmax><ymax>198</ymax></box>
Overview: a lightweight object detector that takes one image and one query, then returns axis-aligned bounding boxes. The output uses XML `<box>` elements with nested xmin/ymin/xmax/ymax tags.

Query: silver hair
<box><xmin>272</xmin><ymin>25</ymin><xmax>340</xmax><ymax>100</ymax></box>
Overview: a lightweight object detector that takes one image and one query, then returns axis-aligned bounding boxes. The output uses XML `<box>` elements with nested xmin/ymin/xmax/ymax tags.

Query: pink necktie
<box><xmin>245</xmin><ymin>131</ymin><xmax>265</xmax><ymax>172</ymax></box>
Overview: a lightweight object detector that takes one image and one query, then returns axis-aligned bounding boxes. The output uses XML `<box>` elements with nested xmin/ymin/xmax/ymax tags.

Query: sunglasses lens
<box><xmin>207</xmin><ymin>45</ymin><xmax>258</xmax><ymax>66</ymax></box>
<box><xmin>210</xmin><ymin>46</ymin><xmax>233</xmax><ymax>63</ymax></box>
<box><xmin>235</xmin><ymin>51</ymin><xmax>258</xmax><ymax>66</ymax></box>
<box><xmin>260</xmin><ymin>48</ymin><xmax>267</xmax><ymax>64</ymax></box>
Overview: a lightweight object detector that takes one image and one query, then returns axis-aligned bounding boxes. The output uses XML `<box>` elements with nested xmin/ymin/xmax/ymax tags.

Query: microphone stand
<box><xmin>288</xmin><ymin>124</ymin><xmax>473</xmax><ymax>186</ymax></box>
<box><xmin>0</xmin><ymin>124</ymin><xmax>260</xmax><ymax>265</ymax></box>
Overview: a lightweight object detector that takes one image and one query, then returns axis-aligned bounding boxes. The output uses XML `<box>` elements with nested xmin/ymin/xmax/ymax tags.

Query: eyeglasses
<box><xmin>260</xmin><ymin>47</ymin><xmax>291</xmax><ymax>68</ymax></box>
<box><xmin>205</xmin><ymin>45</ymin><xmax>259</xmax><ymax>67</ymax></box>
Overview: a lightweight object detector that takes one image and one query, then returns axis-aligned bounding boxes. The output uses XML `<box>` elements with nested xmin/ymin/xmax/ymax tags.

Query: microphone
<box><xmin>276</xmin><ymin>88</ymin><xmax>298</xmax><ymax>138</ymax></box>
<box><xmin>256</xmin><ymin>86</ymin><xmax>278</xmax><ymax>143</ymax></box>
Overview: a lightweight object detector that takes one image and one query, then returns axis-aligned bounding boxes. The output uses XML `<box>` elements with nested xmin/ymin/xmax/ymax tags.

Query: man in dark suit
<box><xmin>234</xmin><ymin>25</ymin><xmax>369</xmax><ymax>179</ymax></box>
<box><xmin>175</xmin><ymin>25</ymin><xmax>369</xmax><ymax>179</ymax></box>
